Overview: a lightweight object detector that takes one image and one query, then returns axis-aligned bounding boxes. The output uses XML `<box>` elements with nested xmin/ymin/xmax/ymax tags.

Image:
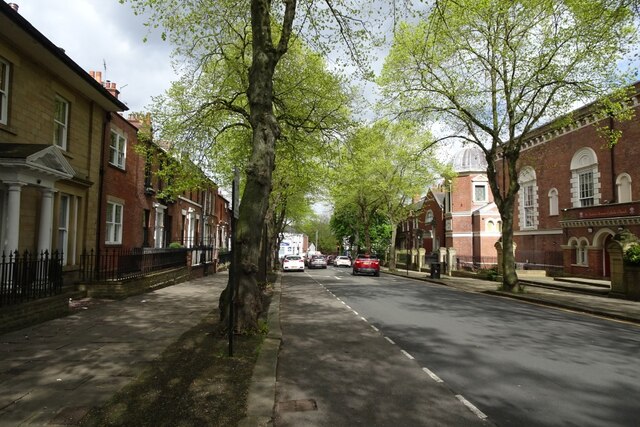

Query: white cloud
<box><xmin>14</xmin><ymin>0</ymin><xmax>176</xmax><ymax>113</ymax></box>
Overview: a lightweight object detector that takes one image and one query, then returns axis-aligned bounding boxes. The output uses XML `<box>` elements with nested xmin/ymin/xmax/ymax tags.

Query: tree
<box><xmin>330</xmin><ymin>120</ymin><xmax>445</xmax><ymax>262</ymax></box>
<box><xmin>380</xmin><ymin>0</ymin><xmax>637</xmax><ymax>290</ymax></box>
<box><xmin>122</xmin><ymin>0</ymin><xmax>363</xmax><ymax>331</ymax></box>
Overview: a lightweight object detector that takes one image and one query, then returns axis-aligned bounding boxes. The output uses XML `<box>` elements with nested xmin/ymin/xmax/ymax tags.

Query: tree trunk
<box><xmin>388</xmin><ymin>219</ymin><xmax>398</xmax><ymax>271</ymax></box>
<box><xmin>500</xmin><ymin>203</ymin><xmax>519</xmax><ymax>291</ymax></box>
<box><xmin>219</xmin><ymin>0</ymin><xmax>295</xmax><ymax>332</ymax></box>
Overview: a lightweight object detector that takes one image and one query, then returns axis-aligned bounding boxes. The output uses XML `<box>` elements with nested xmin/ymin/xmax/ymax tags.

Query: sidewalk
<box><xmin>0</xmin><ymin>274</ymin><xmax>227</xmax><ymax>426</ymax></box>
<box><xmin>382</xmin><ymin>268</ymin><xmax>640</xmax><ymax>325</ymax></box>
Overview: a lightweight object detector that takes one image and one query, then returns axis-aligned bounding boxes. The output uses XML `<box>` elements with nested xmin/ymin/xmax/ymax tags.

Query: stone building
<box><xmin>0</xmin><ymin>3</ymin><xmax>127</xmax><ymax>274</ymax></box>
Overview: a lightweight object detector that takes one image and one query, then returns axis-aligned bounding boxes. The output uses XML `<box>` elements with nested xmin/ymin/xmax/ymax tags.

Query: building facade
<box><xmin>0</xmin><ymin>3</ymin><xmax>127</xmax><ymax>275</ymax></box>
<box><xmin>497</xmin><ymin>86</ymin><xmax>640</xmax><ymax>279</ymax></box>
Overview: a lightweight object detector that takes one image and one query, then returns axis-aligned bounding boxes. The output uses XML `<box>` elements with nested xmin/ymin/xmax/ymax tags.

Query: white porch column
<box><xmin>37</xmin><ymin>188</ymin><xmax>55</xmax><ymax>254</ymax></box>
<box><xmin>5</xmin><ymin>182</ymin><xmax>24</xmax><ymax>253</ymax></box>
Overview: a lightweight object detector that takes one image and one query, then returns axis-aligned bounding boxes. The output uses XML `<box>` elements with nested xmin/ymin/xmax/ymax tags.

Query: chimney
<box><xmin>89</xmin><ymin>70</ymin><xmax>103</xmax><ymax>84</ymax></box>
<box><xmin>8</xmin><ymin>3</ymin><xmax>19</xmax><ymax>12</ymax></box>
<box><xmin>105</xmin><ymin>80</ymin><xmax>120</xmax><ymax>99</ymax></box>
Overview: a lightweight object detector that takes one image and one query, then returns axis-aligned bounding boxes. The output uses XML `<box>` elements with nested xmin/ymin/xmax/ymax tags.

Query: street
<box><xmin>300</xmin><ymin>267</ymin><xmax>640</xmax><ymax>427</ymax></box>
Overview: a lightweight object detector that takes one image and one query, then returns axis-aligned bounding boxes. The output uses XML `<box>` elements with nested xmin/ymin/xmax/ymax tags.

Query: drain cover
<box><xmin>277</xmin><ymin>399</ymin><xmax>318</xmax><ymax>412</ymax></box>
<box><xmin>48</xmin><ymin>406</ymin><xmax>92</xmax><ymax>425</ymax></box>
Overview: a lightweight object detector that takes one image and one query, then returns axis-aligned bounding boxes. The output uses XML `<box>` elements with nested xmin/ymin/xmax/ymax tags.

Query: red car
<box><xmin>352</xmin><ymin>254</ymin><xmax>380</xmax><ymax>276</ymax></box>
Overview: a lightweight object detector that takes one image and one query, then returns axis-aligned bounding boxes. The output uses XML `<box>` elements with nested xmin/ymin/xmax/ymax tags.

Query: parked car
<box><xmin>334</xmin><ymin>256</ymin><xmax>352</xmax><ymax>268</ymax></box>
<box><xmin>282</xmin><ymin>255</ymin><xmax>305</xmax><ymax>272</ymax></box>
<box><xmin>352</xmin><ymin>254</ymin><xmax>380</xmax><ymax>276</ymax></box>
<box><xmin>309</xmin><ymin>255</ymin><xmax>328</xmax><ymax>269</ymax></box>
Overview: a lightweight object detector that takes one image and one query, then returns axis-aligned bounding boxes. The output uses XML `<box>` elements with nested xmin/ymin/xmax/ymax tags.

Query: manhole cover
<box><xmin>48</xmin><ymin>406</ymin><xmax>92</xmax><ymax>425</ymax></box>
<box><xmin>277</xmin><ymin>399</ymin><xmax>318</xmax><ymax>413</ymax></box>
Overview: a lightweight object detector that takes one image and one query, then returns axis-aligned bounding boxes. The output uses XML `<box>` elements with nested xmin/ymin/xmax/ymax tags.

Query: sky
<box><xmin>13</xmin><ymin>0</ymin><xmax>176</xmax><ymax>113</ymax></box>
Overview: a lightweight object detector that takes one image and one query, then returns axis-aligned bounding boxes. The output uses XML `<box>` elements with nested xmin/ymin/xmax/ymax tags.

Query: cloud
<box><xmin>15</xmin><ymin>0</ymin><xmax>176</xmax><ymax>112</ymax></box>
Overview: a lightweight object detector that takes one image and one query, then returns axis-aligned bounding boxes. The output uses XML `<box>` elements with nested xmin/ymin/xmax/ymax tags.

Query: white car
<box><xmin>282</xmin><ymin>255</ymin><xmax>305</xmax><ymax>272</ymax></box>
<box><xmin>334</xmin><ymin>256</ymin><xmax>352</xmax><ymax>268</ymax></box>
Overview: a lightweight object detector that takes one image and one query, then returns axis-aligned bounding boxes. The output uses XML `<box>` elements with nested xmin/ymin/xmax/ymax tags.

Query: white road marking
<box><xmin>360</xmin><ymin>316</ymin><xmax>367</xmax><ymax>322</ymax></box>
<box><xmin>422</xmin><ymin>367</ymin><xmax>443</xmax><ymax>383</ymax></box>
<box><xmin>345</xmin><ymin>305</ymin><xmax>352</xmax><ymax>310</ymax></box>
<box><xmin>400</xmin><ymin>349</ymin><xmax>414</xmax><ymax>360</ymax></box>
<box><xmin>385</xmin><ymin>337</ymin><xmax>395</xmax><ymax>345</ymax></box>
<box><xmin>455</xmin><ymin>395</ymin><xmax>488</xmax><ymax>420</ymax></box>
<box><xmin>371</xmin><ymin>325</ymin><xmax>379</xmax><ymax>332</ymax></box>
<box><xmin>334</xmin><ymin>276</ymin><xmax>341</xmax><ymax>280</ymax></box>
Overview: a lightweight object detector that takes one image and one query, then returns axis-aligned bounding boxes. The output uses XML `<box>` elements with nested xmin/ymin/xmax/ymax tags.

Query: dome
<box><xmin>451</xmin><ymin>145</ymin><xmax>487</xmax><ymax>173</ymax></box>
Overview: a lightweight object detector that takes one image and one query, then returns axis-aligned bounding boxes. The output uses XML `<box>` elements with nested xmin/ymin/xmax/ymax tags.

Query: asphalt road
<box><xmin>305</xmin><ymin>266</ymin><xmax>640</xmax><ymax>427</ymax></box>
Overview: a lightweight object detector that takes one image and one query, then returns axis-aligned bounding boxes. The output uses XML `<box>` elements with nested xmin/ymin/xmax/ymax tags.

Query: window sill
<box><xmin>108</xmin><ymin>162</ymin><xmax>126</xmax><ymax>171</ymax></box>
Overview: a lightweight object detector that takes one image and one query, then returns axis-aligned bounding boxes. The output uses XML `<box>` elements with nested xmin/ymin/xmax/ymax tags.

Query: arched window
<box><xmin>518</xmin><ymin>167</ymin><xmax>538</xmax><ymax>229</ymax></box>
<box><xmin>570</xmin><ymin>148</ymin><xmax>599</xmax><ymax>207</ymax></box>
<box><xmin>576</xmin><ymin>239</ymin><xmax>589</xmax><ymax>266</ymax></box>
<box><xmin>616</xmin><ymin>173</ymin><xmax>632</xmax><ymax>203</ymax></box>
<box><xmin>548</xmin><ymin>188</ymin><xmax>559</xmax><ymax>216</ymax></box>
<box><xmin>486</xmin><ymin>220</ymin><xmax>495</xmax><ymax>231</ymax></box>
<box><xmin>425</xmin><ymin>209</ymin><xmax>434</xmax><ymax>224</ymax></box>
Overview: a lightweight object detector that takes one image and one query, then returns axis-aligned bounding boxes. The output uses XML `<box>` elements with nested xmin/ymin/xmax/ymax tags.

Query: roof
<box><xmin>0</xmin><ymin>2</ymin><xmax>128</xmax><ymax>112</ymax></box>
<box><xmin>451</xmin><ymin>145</ymin><xmax>487</xmax><ymax>174</ymax></box>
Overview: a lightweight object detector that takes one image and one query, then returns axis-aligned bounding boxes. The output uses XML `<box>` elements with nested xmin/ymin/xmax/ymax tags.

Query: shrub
<box><xmin>169</xmin><ymin>242</ymin><xmax>184</xmax><ymax>249</ymax></box>
<box><xmin>623</xmin><ymin>244</ymin><xmax>640</xmax><ymax>266</ymax></box>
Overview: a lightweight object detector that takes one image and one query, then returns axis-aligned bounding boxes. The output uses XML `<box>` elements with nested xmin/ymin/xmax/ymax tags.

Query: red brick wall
<box><xmin>496</xmin><ymin>98</ymin><xmax>640</xmax><ymax>278</ymax></box>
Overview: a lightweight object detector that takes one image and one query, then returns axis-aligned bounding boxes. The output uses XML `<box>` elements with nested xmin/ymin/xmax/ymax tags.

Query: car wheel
<box><xmin>374</xmin><ymin>271</ymin><xmax>380</xmax><ymax>277</ymax></box>
<box><xmin>352</xmin><ymin>269</ymin><xmax>356</xmax><ymax>276</ymax></box>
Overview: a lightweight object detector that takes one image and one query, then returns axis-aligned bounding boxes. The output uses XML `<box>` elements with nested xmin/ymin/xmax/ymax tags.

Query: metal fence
<box><xmin>456</xmin><ymin>255</ymin><xmax>499</xmax><ymax>271</ymax></box>
<box><xmin>516</xmin><ymin>250</ymin><xmax>564</xmax><ymax>270</ymax></box>
<box><xmin>80</xmin><ymin>247</ymin><xmax>193</xmax><ymax>282</ymax></box>
<box><xmin>0</xmin><ymin>250</ymin><xmax>63</xmax><ymax>307</ymax></box>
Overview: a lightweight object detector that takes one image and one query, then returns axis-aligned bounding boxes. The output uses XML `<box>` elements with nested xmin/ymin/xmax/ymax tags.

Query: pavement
<box><xmin>0</xmin><ymin>273</ymin><xmax>226</xmax><ymax>426</ymax></box>
<box><xmin>2</xmin><ymin>267</ymin><xmax>640</xmax><ymax>426</ymax></box>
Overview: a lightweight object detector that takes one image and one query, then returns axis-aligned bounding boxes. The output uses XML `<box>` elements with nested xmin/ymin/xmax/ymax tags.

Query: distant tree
<box><xmin>380</xmin><ymin>0</ymin><xmax>637</xmax><ymax>290</ymax></box>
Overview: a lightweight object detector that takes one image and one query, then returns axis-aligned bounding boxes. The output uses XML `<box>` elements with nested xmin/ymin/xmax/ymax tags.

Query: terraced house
<box><xmin>0</xmin><ymin>2</ymin><xmax>127</xmax><ymax>274</ymax></box>
<box><xmin>0</xmin><ymin>3</ymin><xmax>231</xmax><ymax>329</ymax></box>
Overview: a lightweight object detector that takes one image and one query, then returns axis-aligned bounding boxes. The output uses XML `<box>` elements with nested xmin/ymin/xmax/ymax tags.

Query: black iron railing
<box><xmin>0</xmin><ymin>250</ymin><xmax>63</xmax><ymax>307</ymax></box>
<box><xmin>80</xmin><ymin>247</ymin><xmax>189</xmax><ymax>282</ymax></box>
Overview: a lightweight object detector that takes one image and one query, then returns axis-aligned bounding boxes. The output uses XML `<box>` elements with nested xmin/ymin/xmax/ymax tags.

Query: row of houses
<box><xmin>397</xmin><ymin>84</ymin><xmax>640</xmax><ymax>281</ymax></box>
<box><xmin>0</xmin><ymin>2</ymin><xmax>232</xmax><ymax>308</ymax></box>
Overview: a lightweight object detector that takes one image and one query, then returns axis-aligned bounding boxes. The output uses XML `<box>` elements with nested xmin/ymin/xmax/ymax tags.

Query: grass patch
<box><xmin>80</xmin><ymin>299</ymin><xmax>270</xmax><ymax>427</ymax></box>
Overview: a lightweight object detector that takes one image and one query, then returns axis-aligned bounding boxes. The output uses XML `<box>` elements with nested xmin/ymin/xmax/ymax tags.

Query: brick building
<box><xmin>397</xmin><ymin>146</ymin><xmax>501</xmax><ymax>271</ymax></box>
<box><xmin>496</xmin><ymin>85</ymin><xmax>640</xmax><ymax>279</ymax></box>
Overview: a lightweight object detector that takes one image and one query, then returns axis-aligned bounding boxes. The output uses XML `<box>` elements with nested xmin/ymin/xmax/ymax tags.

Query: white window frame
<box><xmin>53</xmin><ymin>95</ymin><xmax>69</xmax><ymax>150</ymax></box>
<box><xmin>523</xmin><ymin>185</ymin><xmax>535</xmax><ymax>228</ymax></box>
<box><xmin>570</xmin><ymin>148</ymin><xmax>600</xmax><ymax>208</ymax></box>
<box><xmin>57</xmin><ymin>194</ymin><xmax>69</xmax><ymax>263</ymax></box>
<box><xmin>0</xmin><ymin>57</ymin><xmax>9</xmax><ymax>125</ymax></box>
<box><xmin>154</xmin><ymin>204</ymin><xmax>166</xmax><ymax>248</ymax></box>
<box><xmin>109</xmin><ymin>129</ymin><xmax>127</xmax><ymax>169</ymax></box>
<box><xmin>426</xmin><ymin>210</ymin><xmax>434</xmax><ymax>224</ymax></box>
<box><xmin>578</xmin><ymin>170</ymin><xmax>594</xmax><ymax>207</ymax></box>
<box><xmin>473</xmin><ymin>183</ymin><xmax>488</xmax><ymax>204</ymax></box>
<box><xmin>548</xmin><ymin>188</ymin><xmax>559</xmax><ymax>216</ymax></box>
<box><xmin>616</xmin><ymin>173</ymin><xmax>632</xmax><ymax>203</ymax></box>
<box><xmin>106</xmin><ymin>201</ymin><xmax>123</xmax><ymax>244</ymax></box>
<box><xmin>518</xmin><ymin>167</ymin><xmax>538</xmax><ymax>230</ymax></box>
